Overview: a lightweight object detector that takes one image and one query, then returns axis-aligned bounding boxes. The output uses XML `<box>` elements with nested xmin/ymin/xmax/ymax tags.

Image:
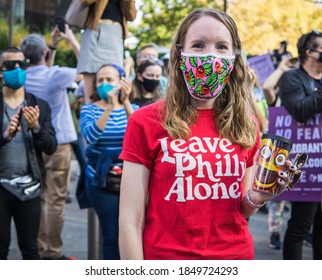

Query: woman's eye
<box><xmin>217</xmin><ymin>44</ymin><xmax>228</xmax><ymax>50</ymax></box>
<box><xmin>192</xmin><ymin>43</ymin><xmax>204</xmax><ymax>49</ymax></box>
<box><xmin>216</xmin><ymin>45</ymin><xmax>230</xmax><ymax>54</ymax></box>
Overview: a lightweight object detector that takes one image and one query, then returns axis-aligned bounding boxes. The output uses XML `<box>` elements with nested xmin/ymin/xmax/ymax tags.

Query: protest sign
<box><xmin>268</xmin><ymin>107</ymin><xmax>322</xmax><ymax>201</ymax></box>
<box><xmin>248</xmin><ymin>54</ymin><xmax>275</xmax><ymax>84</ymax></box>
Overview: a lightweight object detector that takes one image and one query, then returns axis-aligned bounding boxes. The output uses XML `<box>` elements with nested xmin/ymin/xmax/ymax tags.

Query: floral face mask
<box><xmin>180</xmin><ymin>52</ymin><xmax>235</xmax><ymax>100</ymax></box>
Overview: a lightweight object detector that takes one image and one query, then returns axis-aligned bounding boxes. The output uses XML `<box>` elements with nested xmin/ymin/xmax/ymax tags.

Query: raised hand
<box><xmin>23</xmin><ymin>105</ymin><xmax>40</xmax><ymax>129</ymax></box>
<box><xmin>3</xmin><ymin>107</ymin><xmax>22</xmax><ymax>140</ymax></box>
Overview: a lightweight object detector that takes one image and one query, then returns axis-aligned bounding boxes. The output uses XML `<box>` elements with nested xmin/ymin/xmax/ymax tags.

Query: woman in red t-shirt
<box><xmin>119</xmin><ymin>8</ymin><xmax>296</xmax><ymax>260</ymax></box>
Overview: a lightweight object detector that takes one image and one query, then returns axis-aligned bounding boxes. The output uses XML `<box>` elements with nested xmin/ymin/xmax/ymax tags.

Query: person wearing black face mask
<box><xmin>309</xmin><ymin>49</ymin><xmax>322</xmax><ymax>63</ymax></box>
<box><xmin>131</xmin><ymin>59</ymin><xmax>163</xmax><ymax>107</ymax></box>
<box><xmin>278</xmin><ymin>30</ymin><xmax>322</xmax><ymax>260</ymax></box>
<box><xmin>140</xmin><ymin>76</ymin><xmax>160</xmax><ymax>93</ymax></box>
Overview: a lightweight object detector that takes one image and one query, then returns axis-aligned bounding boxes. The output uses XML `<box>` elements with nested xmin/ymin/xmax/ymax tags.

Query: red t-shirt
<box><xmin>120</xmin><ymin>101</ymin><xmax>260</xmax><ymax>260</ymax></box>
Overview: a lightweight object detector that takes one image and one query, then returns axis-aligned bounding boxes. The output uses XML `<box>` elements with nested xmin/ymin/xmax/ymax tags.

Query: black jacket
<box><xmin>279</xmin><ymin>67</ymin><xmax>322</xmax><ymax>123</ymax></box>
<box><xmin>0</xmin><ymin>90</ymin><xmax>57</xmax><ymax>183</ymax></box>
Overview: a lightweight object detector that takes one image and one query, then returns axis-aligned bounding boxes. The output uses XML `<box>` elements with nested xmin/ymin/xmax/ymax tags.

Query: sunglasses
<box><xmin>0</xmin><ymin>59</ymin><xmax>30</xmax><ymax>71</ymax></box>
<box><xmin>303</xmin><ymin>30</ymin><xmax>321</xmax><ymax>49</ymax></box>
<box><xmin>143</xmin><ymin>58</ymin><xmax>164</xmax><ymax>67</ymax></box>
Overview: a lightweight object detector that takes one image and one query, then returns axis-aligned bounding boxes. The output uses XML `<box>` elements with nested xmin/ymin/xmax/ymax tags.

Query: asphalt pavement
<box><xmin>7</xmin><ymin>160</ymin><xmax>312</xmax><ymax>260</ymax></box>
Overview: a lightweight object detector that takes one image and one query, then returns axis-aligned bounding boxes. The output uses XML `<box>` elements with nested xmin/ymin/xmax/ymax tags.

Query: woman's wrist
<box><xmin>104</xmin><ymin>104</ymin><xmax>114</xmax><ymax>112</ymax></box>
<box><xmin>245</xmin><ymin>189</ymin><xmax>267</xmax><ymax>209</ymax></box>
<box><xmin>122</xmin><ymin>99</ymin><xmax>131</xmax><ymax>106</ymax></box>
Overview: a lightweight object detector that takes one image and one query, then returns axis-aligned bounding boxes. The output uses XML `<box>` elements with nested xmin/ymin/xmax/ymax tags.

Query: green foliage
<box><xmin>130</xmin><ymin>0</ymin><xmax>222</xmax><ymax>48</ymax></box>
<box><xmin>55</xmin><ymin>49</ymin><xmax>77</xmax><ymax>68</ymax></box>
<box><xmin>131</xmin><ymin>0</ymin><xmax>322</xmax><ymax>56</ymax></box>
<box><xmin>0</xmin><ymin>13</ymin><xmax>80</xmax><ymax>67</ymax></box>
<box><xmin>0</xmin><ymin>15</ymin><xmax>30</xmax><ymax>50</ymax></box>
<box><xmin>229</xmin><ymin>0</ymin><xmax>322</xmax><ymax>56</ymax></box>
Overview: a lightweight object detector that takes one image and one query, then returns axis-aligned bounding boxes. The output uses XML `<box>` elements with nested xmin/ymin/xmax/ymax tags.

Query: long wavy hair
<box><xmin>164</xmin><ymin>8</ymin><xmax>257</xmax><ymax>149</ymax></box>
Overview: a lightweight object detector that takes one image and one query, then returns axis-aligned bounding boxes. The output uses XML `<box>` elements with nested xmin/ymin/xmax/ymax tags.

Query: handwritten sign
<box><xmin>268</xmin><ymin>107</ymin><xmax>322</xmax><ymax>201</ymax></box>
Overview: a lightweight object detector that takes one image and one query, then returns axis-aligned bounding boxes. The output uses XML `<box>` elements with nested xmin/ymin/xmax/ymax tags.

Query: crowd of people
<box><xmin>0</xmin><ymin>2</ymin><xmax>321</xmax><ymax>260</ymax></box>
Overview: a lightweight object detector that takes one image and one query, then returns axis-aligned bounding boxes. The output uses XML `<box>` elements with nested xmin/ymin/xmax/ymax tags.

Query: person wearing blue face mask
<box><xmin>2</xmin><ymin>62</ymin><xmax>27</xmax><ymax>90</ymax></box>
<box><xmin>79</xmin><ymin>64</ymin><xmax>138</xmax><ymax>259</ymax></box>
<box><xmin>0</xmin><ymin>47</ymin><xmax>57</xmax><ymax>260</ymax></box>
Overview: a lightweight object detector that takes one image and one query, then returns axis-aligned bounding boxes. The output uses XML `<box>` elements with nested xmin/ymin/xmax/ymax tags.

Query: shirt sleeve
<box><xmin>53</xmin><ymin>67</ymin><xmax>77</xmax><ymax>90</ymax></box>
<box><xmin>80</xmin><ymin>104</ymin><xmax>103</xmax><ymax>145</ymax></box>
<box><xmin>119</xmin><ymin>113</ymin><xmax>154</xmax><ymax>170</ymax></box>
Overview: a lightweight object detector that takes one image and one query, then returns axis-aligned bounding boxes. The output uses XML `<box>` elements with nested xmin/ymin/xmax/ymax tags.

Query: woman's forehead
<box><xmin>97</xmin><ymin>66</ymin><xmax>119</xmax><ymax>77</ymax></box>
<box><xmin>143</xmin><ymin>65</ymin><xmax>162</xmax><ymax>74</ymax></box>
<box><xmin>185</xmin><ymin>16</ymin><xmax>232</xmax><ymax>45</ymax></box>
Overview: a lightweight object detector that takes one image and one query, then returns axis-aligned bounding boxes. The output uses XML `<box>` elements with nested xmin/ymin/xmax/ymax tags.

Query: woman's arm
<box><xmin>263</xmin><ymin>59</ymin><xmax>291</xmax><ymax>106</ymax></box>
<box><xmin>240</xmin><ymin>166</ymin><xmax>265</xmax><ymax>218</ymax></box>
<box><xmin>80</xmin><ymin>104</ymin><xmax>112</xmax><ymax>145</ymax></box>
<box><xmin>240</xmin><ymin>162</ymin><xmax>292</xmax><ymax>218</ymax></box>
<box><xmin>80</xmin><ymin>0</ymin><xmax>97</xmax><ymax>5</ymax></box>
<box><xmin>121</xmin><ymin>0</ymin><xmax>137</xmax><ymax>21</ymax></box>
<box><xmin>120</xmin><ymin>78</ymin><xmax>134</xmax><ymax>117</ymax></box>
<box><xmin>119</xmin><ymin>161</ymin><xmax>150</xmax><ymax>260</ymax></box>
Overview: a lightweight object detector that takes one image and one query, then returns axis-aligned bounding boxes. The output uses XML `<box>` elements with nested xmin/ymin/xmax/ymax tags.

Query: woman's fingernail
<box><xmin>290</xmin><ymin>165</ymin><xmax>295</xmax><ymax>169</ymax></box>
<box><xmin>279</xmin><ymin>171</ymin><xmax>284</xmax><ymax>176</ymax></box>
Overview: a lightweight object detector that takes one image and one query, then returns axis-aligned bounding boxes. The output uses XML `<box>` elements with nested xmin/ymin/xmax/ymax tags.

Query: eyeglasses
<box><xmin>0</xmin><ymin>59</ymin><xmax>30</xmax><ymax>71</ymax></box>
<box><xmin>142</xmin><ymin>58</ymin><xmax>164</xmax><ymax>67</ymax></box>
<box><xmin>303</xmin><ymin>30</ymin><xmax>321</xmax><ymax>49</ymax></box>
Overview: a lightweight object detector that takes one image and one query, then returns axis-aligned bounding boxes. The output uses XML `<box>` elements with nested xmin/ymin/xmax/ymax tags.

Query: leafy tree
<box><xmin>131</xmin><ymin>0</ymin><xmax>322</xmax><ymax>57</ymax></box>
<box><xmin>229</xmin><ymin>0</ymin><xmax>322</xmax><ymax>56</ymax></box>
<box><xmin>130</xmin><ymin>0</ymin><xmax>222</xmax><ymax>48</ymax></box>
<box><xmin>0</xmin><ymin>12</ymin><xmax>80</xmax><ymax>67</ymax></box>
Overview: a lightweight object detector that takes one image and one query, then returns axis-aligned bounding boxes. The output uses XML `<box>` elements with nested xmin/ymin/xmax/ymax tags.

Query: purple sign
<box><xmin>268</xmin><ymin>107</ymin><xmax>322</xmax><ymax>201</ymax></box>
<box><xmin>247</xmin><ymin>54</ymin><xmax>275</xmax><ymax>85</ymax></box>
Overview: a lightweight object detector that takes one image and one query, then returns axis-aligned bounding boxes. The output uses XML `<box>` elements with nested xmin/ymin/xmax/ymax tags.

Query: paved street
<box><xmin>8</xmin><ymin>160</ymin><xmax>312</xmax><ymax>260</ymax></box>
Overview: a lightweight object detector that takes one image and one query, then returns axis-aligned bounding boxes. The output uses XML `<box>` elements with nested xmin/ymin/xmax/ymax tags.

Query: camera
<box><xmin>56</xmin><ymin>17</ymin><xmax>65</xmax><ymax>33</ymax></box>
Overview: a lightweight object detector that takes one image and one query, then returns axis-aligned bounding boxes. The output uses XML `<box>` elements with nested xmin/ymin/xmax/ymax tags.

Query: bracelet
<box><xmin>245</xmin><ymin>190</ymin><xmax>266</xmax><ymax>209</ymax></box>
<box><xmin>48</xmin><ymin>45</ymin><xmax>57</xmax><ymax>51</ymax></box>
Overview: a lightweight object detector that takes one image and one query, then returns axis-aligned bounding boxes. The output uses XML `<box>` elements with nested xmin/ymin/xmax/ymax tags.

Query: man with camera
<box><xmin>278</xmin><ymin>30</ymin><xmax>322</xmax><ymax>260</ymax></box>
<box><xmin>0</xmin><ymin>47</ymin><xmax>57</xmax><ymax>259</ymax></box>
<box><xmin>20</xmin><ymin>23</ymin><xmax>80</xmax><ymax>260</ymax></box>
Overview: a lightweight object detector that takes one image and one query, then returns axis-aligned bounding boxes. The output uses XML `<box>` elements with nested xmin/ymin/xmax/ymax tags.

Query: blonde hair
<box><xmin>164</xmin><ymin>8</ymin><xmax>258</xmax><ymax>149</ymax></box>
